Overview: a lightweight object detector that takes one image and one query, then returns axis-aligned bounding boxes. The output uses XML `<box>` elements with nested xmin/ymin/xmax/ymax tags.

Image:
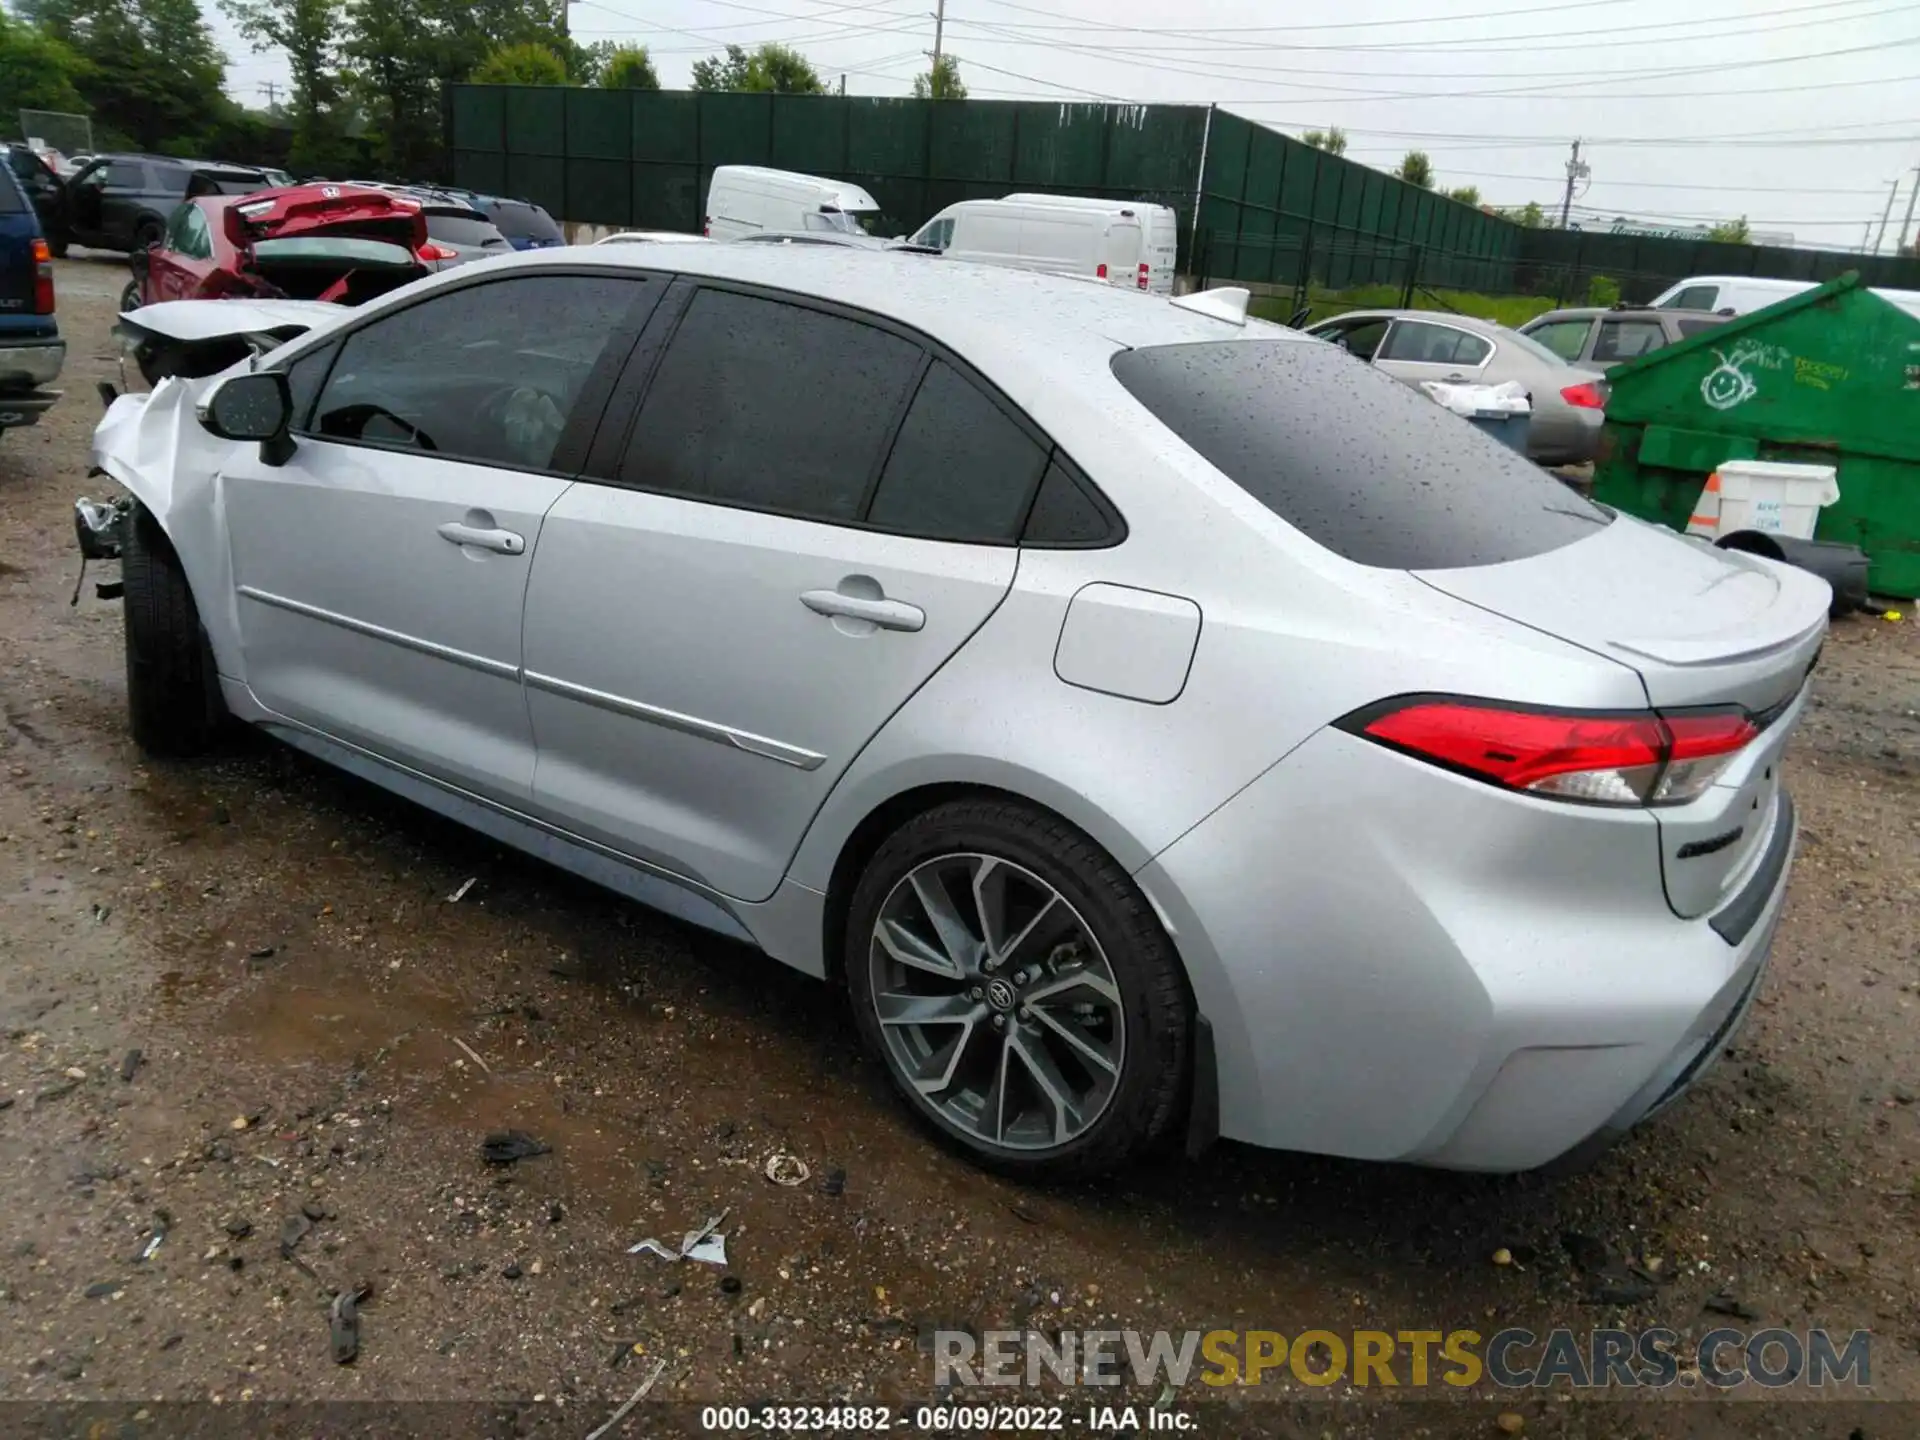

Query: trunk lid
<box><xmin>224</xmin><ymin>185</ymin><xmax>428</xmax><ymax>251</ymax></box>
<box><xmin>1415</xmin><ymin>512</ymin><xmax>1827</xmax><ymax>921</ymax></box>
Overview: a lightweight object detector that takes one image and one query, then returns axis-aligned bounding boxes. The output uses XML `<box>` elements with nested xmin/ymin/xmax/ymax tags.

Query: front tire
<box><xmin>122</xmin><ymin>502</ymin><xmax>224</xmax><ymax>756</ymax></box>
<box><xmin>119</xmin><ymin>277</ymin><xmax>141</xmax><ymax>312</ymax></box>
<box><xmin>845</xmin><ymin>797</ymin><xmax>1191</xmax><ymax>1179</ymax></box>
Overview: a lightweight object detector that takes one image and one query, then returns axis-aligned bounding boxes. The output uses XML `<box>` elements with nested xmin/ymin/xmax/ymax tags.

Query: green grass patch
<box><xmin>1248</xmin><ymin>285</ymin><xmax>1558</xmax><ymax>331</ymax></box>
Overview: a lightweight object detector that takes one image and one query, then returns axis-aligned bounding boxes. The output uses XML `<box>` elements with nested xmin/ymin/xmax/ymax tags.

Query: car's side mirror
<box><xmin>197</xmin><ymin>371</ymin><xmax>294</xmax><ymax>464</ymax></box>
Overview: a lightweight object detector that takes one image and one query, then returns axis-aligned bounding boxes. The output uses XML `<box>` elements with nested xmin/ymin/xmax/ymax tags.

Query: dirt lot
<box><xmin>1</xmin><ymin>257</ymin><xmax>1917</xmax><ymax>1438</ymax></box>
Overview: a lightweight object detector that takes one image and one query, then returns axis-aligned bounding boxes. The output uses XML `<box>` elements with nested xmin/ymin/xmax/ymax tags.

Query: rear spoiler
<box><xmin>223</xmin><ymin>189</ymin><xmax>425</xmax><ymax>249</ymax></box>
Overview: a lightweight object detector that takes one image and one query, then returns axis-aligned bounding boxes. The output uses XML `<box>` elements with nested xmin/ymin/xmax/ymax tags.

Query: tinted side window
<box><xmin>0</xmin><ymin>163</ymin><xmax>24</xmax><ymax>215</ymax></box>
<box><xmin>1021</xmin><ymin>459</ymin><xmax>1120</xmax><ymax>547</ymax></box>
<box><xmin>622</xmin><ymin>288</ymin><xmax>921</xmax><ymax>523</ymax></box>
<box><xmin>1593</xmin><ymin>319</ymin><xmax>1667</xmax><ymax>362</ymax></box>
<box><xmin>283</xmin><ymin>341</ymin><xmax>339</xmax><ymax>432</ymax></box>
<box><xmin>865</xmin><ymin>361</ymin><xmax>1047</xmax><ymax>543</ymax></box>
<box><xmin>106</xmin><ymin>161</ymin><xmax>146</xmax><ymax>188</ymax></box>
<box><xmin>1318</xmin><ymin>317</ymin><xmax>1388</xmax><ymax>360</ymax></box>
<box><xmin>1110</xmin><ymin>340</ymin><xmax>1611</xmax><ymax>570</ymax></box>
<box><xmin>1381</xmin><ymin>321</ymin><xmax>1487</xmax><ymax>366</ymax></box>
<box><xmin>1668</xmin><ymin>285</ymin><xmax>1719</xmax><ymax>310</ymax></box>
<box><xmin>313</xmin><ymin>275</ymin><xmax>648</xmax><ymax>471</ymax></box>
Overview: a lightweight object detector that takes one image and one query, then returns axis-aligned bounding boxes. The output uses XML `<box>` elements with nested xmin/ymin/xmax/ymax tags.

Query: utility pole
<box><xmin>838</xmin><ymin>74</ymin><xmax>847</xmax><ymax>95</ymax></box>
<box><xmin>1861</xmin><ymin>218</ymin><xmax>1875</xmax><ymax>253</ymax></box>
<box><xmin>933</xmin><ymin>0</ymin><xmax>946</xmax><ymax>73</ymax></box>
<box><xmin>1874</xmin><ymin>177</ymin><xmax>1899</xmax><ymax>255</ymax></box>
<box><xmin>1559</xmin><ymin>139</ymin><xmax>1588</xmax><ymax>230</ymax></box>
<box><xmin>1899</xmin><ymin>163</ymin><xmax>1920</xmax><ymax>257</ymax></box>
<box><xmin>258</xmin><ymin>81</ymin><xmax>281</xmax><ymax>107</ymax></box>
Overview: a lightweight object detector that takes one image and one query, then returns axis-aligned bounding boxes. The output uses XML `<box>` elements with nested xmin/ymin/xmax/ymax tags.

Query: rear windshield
<box><xmin>487</xmin><ymin>202</ymin><xmax>561</xmax><ymax>242</ymax></box>
<box><xmin>0</xmin><ymin>165</ymin><xmax>24</xmax><ymax>214</ymax></box>
<box><xmin>1110</xmin><ymin>340</ymin><xmax>1612</xmax><ymax>570</ymax></box>
<box><xmin>424</xmin><ymin>211</ymin><xmax>509</xmax><ymax>248</ymax></box>
<box><xmin>252</xmin><ymin>237</ymin><xmax>420</xmax><ymax>268</ymax></box>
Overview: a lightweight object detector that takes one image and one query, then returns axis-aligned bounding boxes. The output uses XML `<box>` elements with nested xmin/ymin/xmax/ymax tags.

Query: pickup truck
<box><xmin>0</xmin><ymin>155</ymin><xmax>62</xmax><ymax>436</ymax></box>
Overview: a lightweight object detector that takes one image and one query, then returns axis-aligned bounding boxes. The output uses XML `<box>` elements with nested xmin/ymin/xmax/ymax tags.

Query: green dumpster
<box><xmin>1590</xmin><ymin>271</ymin><xmax>1920</xmax><ymax>597</ymax></box>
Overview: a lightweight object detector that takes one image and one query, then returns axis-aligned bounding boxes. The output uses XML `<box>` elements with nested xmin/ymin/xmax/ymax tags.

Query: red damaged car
<box><xmin>124</xmin><ymin>183</ymin><xmax>431</xmax><ymax>312</ymax></box>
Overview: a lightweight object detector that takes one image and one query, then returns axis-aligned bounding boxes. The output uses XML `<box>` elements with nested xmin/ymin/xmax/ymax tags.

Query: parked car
<box><xmin>80</xmin><ymin>248</ymin><xmax>1825</xmax><ymax>1179</ymax></box>
<box><xmin>705</xmin><ymin>165</ymin><xmax>881</xmax><ymax>241</ymax></box>
<box><xmin>45</xmin><ymin>155</ymin><xmax>273</xmax><ymax>255</ymax></box>
<box><xmin>1519</xmin><ymin>306</ymin><xmax>1731</xmax><ymax>373</ymax></box>
<box><xmin>0</xmin><ymin>155</ymin><xmax>62</xmax><ymax>436</ymax></box>
<box><xmin>1649</xmin><ymin>273</ymin><xmax>1920</xmax><ymax>320</ymax></box>
<box><xmin>334</xmin><ymin>183</ymin><xmax>513</xmax><ymax>269</ymax></box>
<box><xmin>125</xmin><ymin>184</ymin><xmax>428</xmax><ymax>319</ymax></box>
<box><xmin>461</xmin><ymin>192</ymin><xmax>565</xmax><ymax>251</ymax></box>
<box><xmin>907</xmin><ymin>196</ymin><xmax>1178</xmax><ymax>295</ymax></box>
<box><xmin>1305</xmin><ymin>309</ymin><xmax>1605</xmax><ymax>465</ymax></box>
<box><xmin>2</xmin><ymin>143</ymin><xmax>65</xmax><ymax>238</ymax></box>
<box><xmin>595</xmin><ymin>230</ymin><xmax>712</xmax><ymax>245</ymax></box>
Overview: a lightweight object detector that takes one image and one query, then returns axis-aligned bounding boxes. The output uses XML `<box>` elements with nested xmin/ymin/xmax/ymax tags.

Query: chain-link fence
<box><xmin>17</xmin><ymin>110</ymin><xmax>92</xmax><ymax>159</ymax></box>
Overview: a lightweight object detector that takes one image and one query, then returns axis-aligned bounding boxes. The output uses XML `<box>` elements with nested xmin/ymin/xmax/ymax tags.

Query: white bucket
<box><xmin>1706</xmin><ymin>460</ymin><xmax>1839</xmax><ymax>542</ymax></box>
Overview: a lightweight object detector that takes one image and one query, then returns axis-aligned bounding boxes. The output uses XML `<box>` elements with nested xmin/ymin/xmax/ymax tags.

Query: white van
<box><xmin>704</xmin><ymin>166</ymin><xmax>881</xmax><ymax>242</ymax></box>
<box><xmin>909</xmin><ymin>195</ymin><xmax>1178</xmax><ymax>294</ymax></box>
<box><xmin>1652</xmin><ymin>274</ymin><xmax>1920</xmax><ymax>319</ymax></box>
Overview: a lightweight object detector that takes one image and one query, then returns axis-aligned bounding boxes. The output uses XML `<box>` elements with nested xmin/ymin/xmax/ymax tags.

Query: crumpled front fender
<box><xmin>89</xmin><ymin>376</ymin><xmax>249</xmax><ymax>683</ymax></box>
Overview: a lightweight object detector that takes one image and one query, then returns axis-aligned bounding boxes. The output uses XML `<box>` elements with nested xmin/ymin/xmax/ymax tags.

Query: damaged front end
<box><xmin>72</xmin><ymin>493</ymin><xmax>131</xmax><ymax>603</ymax></box>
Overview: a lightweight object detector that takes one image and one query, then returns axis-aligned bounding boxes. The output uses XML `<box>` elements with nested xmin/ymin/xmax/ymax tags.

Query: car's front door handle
<box><xmin>800</xmin><ymin>589</ymin><xmax>925</xmax><ymax>632</ymax></box>
<box><xmin>437</xmin><ymin>521</ymin><xmax>525</xmax><ymax>555</ymax></box>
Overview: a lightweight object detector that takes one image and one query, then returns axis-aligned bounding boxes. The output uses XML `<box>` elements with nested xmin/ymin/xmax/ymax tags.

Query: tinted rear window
<box><xmin>488</xmin><ymin>202</ymin><xmax>561</xmax><ymax>242</ymax></box>
<box><xmin>425</xmin><ymin>212</ymin><xmax>508</xmax><ymax>247</ymax></box>
<box><xmin>1110</xmin><ymin>340</ymin><xmax>1611</xmax><ymax>570</ymax></box>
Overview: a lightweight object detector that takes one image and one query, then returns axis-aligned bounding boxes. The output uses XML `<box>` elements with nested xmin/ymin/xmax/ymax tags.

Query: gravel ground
<box><xmin>1</xmin><ymin>257</ymin><xmax>1918</xmax><ymax>1439</ymax></box>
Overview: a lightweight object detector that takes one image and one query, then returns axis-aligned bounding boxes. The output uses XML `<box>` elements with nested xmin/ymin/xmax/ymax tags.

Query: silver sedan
<box><xmin>1306</xmin><ymin>308</ymin><xmax>1606</xmax><ymax>465</ymax></box>
<box><xmin>82</xmin><ymin>248</ymin><xmax>1822</xmax><ymax>1179</ymax></box>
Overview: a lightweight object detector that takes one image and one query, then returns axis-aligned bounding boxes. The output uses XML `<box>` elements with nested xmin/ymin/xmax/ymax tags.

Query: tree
<box><xmin>1446</xmin><ymin>185</ymin><xmax>1481</xmax><ymax>207</ymax></box>
<box><xmin>912</xmin><ymin>54</ymin><xmax>966</xmax><ymax>99</ymax></box>
<box><xmin>23</xmin><ymin>0</ymin><xmax>230</xmax><ymax>151</ymax></box>
<box><xmin>219</xmin><ymin>0</ymin><xmax>350</xmax><ymax>174</ymax></box>
<box><xmin>1395</xmin><ymin>150</ymin><xmax>1435</xmax><ymax>190</ymax></box>
<box><xmin>1707</xmin><ymin>215</ymin><xmax>1752</xmax><ymax>244</ymax></box>
<box><xmin>600</xmin><ymin>44</ymin><xmax>659</xmax><ymax>90</ymax></box>
<box><xmin>471</xmin><ymin>40</ymin><xmax>567</xmax><ymax>84</ymax></box>
<box><xmin>1301</xmin><ymin>126</ymin><xmax>1347</xmax><ymax>156</ymax></box>
<box><xmin>691</xmin><ymin>42</ymin><xmax>826</xmax><ymax>93</ymax></box>
<box><xmin>1501</xmin><ymin>200</ymin><xmax>1546</xmax><ymax>228</ymax></box>
<box><xmin>0</xmin><ymin>11</ymin><xmax>87</xmax><ymax>117</ymax></box>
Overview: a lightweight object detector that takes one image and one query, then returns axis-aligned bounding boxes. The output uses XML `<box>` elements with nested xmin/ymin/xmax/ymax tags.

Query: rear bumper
<box><xmin>1137</xmin><ymin>726</ymin><xmax>1798</xmax><ymax>1172</ymax></box>
<box><xmin>0</xmin><ymin>337</ymin><xmax>65</xmax><ymax>389</ymax></box>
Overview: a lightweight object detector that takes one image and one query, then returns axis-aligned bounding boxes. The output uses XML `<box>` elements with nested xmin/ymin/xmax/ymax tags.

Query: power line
<box><xmin>945</xmin><ymin>0</ymin><xmax>1908</xmax><ymax>58</ymax></box>
<box><xmin>1336</xmin><ymin>168</ymin><xmax>1894</xmax><ymax>195</ymax></box>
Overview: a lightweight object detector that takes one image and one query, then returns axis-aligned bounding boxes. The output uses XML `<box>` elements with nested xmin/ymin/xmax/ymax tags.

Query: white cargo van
<box><xmin>1651</xmin><ymin>274</ymin><xmax>1920</xmax><ymax>319</ymax></box>
<box><xmin>704</xmin><ymin>166</ymin><xmax>882</xmax><ymax>242</ymax></box>
<box><xmin>908</xmin><ymin>195</ymin><xmax>1178</xmax><ymax>294</ymax></box>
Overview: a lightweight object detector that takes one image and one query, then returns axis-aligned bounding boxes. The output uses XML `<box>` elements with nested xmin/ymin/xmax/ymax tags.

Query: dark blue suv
<box><xmin>0</xmin><ymin>155</ymin><xmax>62</xmax><ymax>435</ymax></box>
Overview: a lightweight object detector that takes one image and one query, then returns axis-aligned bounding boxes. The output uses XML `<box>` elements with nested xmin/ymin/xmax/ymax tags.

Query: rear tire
<box><xmin>131</xmin><ymin>218</ymin><xmax>162</xmax><ymax>253</ymax></box>
<box><xmin>119</xmin><ymin>278</ymin><xmax>141</xmax><ymax>312</ymax></box>
<box><xmin>844</xmin><ymin>797</ymin><xmax>1192</xmax><ymax>1180</ymax></box>
<box><xmin>47</xmin><ymin>235</ymin><xmax>68</xmax><ymax>259</ymax></box>
<box><xmin>122</xmin><ymin>502</ymin><xmax>224</xmax><ymax>757</ymax></box>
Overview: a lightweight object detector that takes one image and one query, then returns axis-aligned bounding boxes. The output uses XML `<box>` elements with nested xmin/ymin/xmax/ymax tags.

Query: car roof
<box><xmin>1317</xmin><ymin>309</ymin><xmax>1507</xmax><ymax>335</ymax></box>
<box><xmin>1526</xmin><ymin>306</ymin><xmax>1726</xmax><ymax>323</ymax></box>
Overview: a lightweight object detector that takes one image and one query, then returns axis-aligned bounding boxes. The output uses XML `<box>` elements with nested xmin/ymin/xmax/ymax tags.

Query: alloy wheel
<box><xmin>867</xmin><ymin>853</ymin><xmax>1126</xmax><ymax>1152</ymax></box>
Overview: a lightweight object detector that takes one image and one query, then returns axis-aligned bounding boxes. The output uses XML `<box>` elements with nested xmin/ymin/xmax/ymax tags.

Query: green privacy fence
<box><xmin>449</xmin><ymin>86</ymin><xmax>1209</xmax><ymax>258</ymax></box>
<box><xmin>1192</xmin><ymin>110</ymin><xmax>1517</xmax><ymax>294</ymax></box>
<box><xmin>447</xmin><ymin>87</ymin><xmax>1920</xmax><ymax>298</ymax></box>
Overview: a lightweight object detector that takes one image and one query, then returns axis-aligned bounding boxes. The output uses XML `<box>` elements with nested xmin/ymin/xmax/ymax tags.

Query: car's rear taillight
<box><xmin>1560</xmin><ymin>381</ymin><xmax>1605</xmax><ymax>409</ymax></box>
<box><xmin>418</xmin><ymin>241</ymin><xmax>459</xmax><ymax>261</ymax></box>
<box><xmin>31</xmin><ymin>237</ymin><xmax>53</xmax><ymax>314</ymax></box>
<box><xmin>1339</xmin><ymin>697</ymin><xmax>1757</xmax><ymax>807</ymax></box>
<box><xmin>1137</xmin><ymin>261</ymin><xmax>1150</xmax><ymax>290</ymax></box>
<box><xmin>1096</xmin><ymin>262</ymin><xmax>1108</xmax><ymax>279</ymax></box>
<box><xmin>702</xmin><ymin>217</ymin><xmax>711</xmax><ymax>237</ymax></box>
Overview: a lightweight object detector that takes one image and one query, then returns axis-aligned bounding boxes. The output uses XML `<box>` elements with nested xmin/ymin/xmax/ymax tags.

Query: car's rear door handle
<box><xmin>800</xmin><ymin>589</ymin><xmax>925</xmax><ymax>632</ymax></box>
<box><xmin>437</xmin><ymin>521</ymin><xmax>525</xmax><ymax>555</ymax></box>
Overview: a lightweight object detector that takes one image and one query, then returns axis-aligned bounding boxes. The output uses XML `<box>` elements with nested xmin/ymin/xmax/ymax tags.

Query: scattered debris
<box><xmin>1492</xmin><ymin>1247</ymin><xmax>1513</xmax><ymax>1267</ymax></box>
<box><xmin>279</xmin><ymin>1213</ymin><xmax>314</xmax><ymax>1257</ymax></box>
<box><xmin>584</xmin><ymin>1357</ymin><xmax>667</xmax><ymax>1440</ymax></box>
<box><xmin>1704</xmin><ymin>1291</ymin><xmax>1761</xmax><ymax>1322</ymax></box>
<box><xmin>629</xmin><ymin>1209</ymin><xmax>730</xmax><ymax>1266</ymax></box>
<box><xmin>447</xmin><ymin>876</ymin><xmax>477</xmax><ymax>904</ymax></box>
<box><xmin>502</xmin><ymin>1261</ymin><xmax>524</xmax><ymax>1281</ymax></box>
<box><xmin>36</xmin><ymin>1080</ymin><xmax>78</xmax><ymax>1104</ymax></box>
<box><xmin>452</xmin><ymin>1036</ymin><xmax>492</xmax><ymax>1075</ymax></box>
<box><xmin>301</xmin><ymin>1200</ymin><xmax>327</xmax><ymax>1223</ymax></box>
<box><xmin>480</xmin><ymin>1130</ymin><xmax>549</xmax><ymax>1165</ymax></box>
<box><xmin>230</xmin><ymin>1115</ymin><xmax>252</xmax><ymax>1132</ymax></box>
<box><xmin>248</xmin><ymin>945</ymin><xmax>278</xmax><ymax>961</ymax></box>
<box><xmin>134</xmin><ymin>1212</ymin><xmax>169</xmax><ymax>1262</ymax></box>
<box><xmin>547</xmin><ymin>1201</ymin><xmax>566</xmax><ymax>1225</ymax></box>
<box><xmin>224</xmin><ymin>1218</ymin><xmax>252</xmax><ymax>1240</ymax></box>
<box><xmin>821</xmin><ymin>1167</ymin><xmax>846</xmax><ymax>1198</ymax></box>
<box><xmin>1496</xmin><ymin>1414</ymin><xmax>1525</xmax><ymax>1436</ymax></box>
<box><xmin>764</xmin><ymin>1153</ymin><xmax>809</xmax><ymax>1187</ymax></box>
<box><xmin>118</xmin><ymin>1049</ymin><xmax>142</xmax><ymax>1082</ymax></box>
<box><xmin>719</xmin><ymin>1275</ymin><xmax>743</xmax><ymax>1295</ymax></box>
<box><xmin>1592</xmin><ymin>1276</ymin><xmax>1656</xmax><ymax>1306</ymax></box>
<box><xmin>1561</xmin><ymin>1232</ymin><xmax>1610</xmax><ymax>1274</ymax></box>
<box><xmin>330</xmin><ymin>1287</ymin><xmax>366</xmax><ymax>1365</ymax></box>
<box><xmin>83</xmin><ymin>1281</ymin><xmax>121</xmax><ymax>1299</ymax></box>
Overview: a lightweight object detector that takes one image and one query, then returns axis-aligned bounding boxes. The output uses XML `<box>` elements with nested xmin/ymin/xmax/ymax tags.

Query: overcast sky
<box><xmin>205</xmin><ymin>0</ymin><xmax>1920</xmax><ymax>250</ymax></box>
